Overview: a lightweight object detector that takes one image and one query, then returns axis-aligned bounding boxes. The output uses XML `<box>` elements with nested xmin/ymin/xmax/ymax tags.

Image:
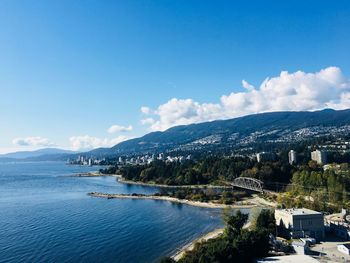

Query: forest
<box><xmin>115</xmin><ymin>157</ymin><xmax>294</xmax><ymax>186</ymax></box>
<box><xmin>278</xmin><ymin>162</ymin><xmax>350</xmax><ymax>212</ymax></box>
<box><xmin>102</xmin><ymin>153</ymin><xmax>350</xmax><ymax>211</ymax></box>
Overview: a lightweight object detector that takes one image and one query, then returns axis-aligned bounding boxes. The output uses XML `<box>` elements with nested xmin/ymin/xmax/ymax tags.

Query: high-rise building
<box><xmin>288</xmin><ymin>150</ymin><xmax>297</xmax><ymax>165</ymax></box>
<box><xmin>311</xmin><ymin>150</ymin><xmax>327</xmax><ymax>164</ymax></box>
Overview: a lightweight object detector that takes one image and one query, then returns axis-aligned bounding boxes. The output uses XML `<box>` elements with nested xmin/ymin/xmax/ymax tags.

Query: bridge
<box><xmin>231</xmin><ymin>177</ymin><xmax>264</xmax><ymax>193</ymax></box>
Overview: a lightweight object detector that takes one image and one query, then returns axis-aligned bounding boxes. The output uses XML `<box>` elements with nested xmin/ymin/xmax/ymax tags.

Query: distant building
<box><xmin>288</xmin><ymin>150</ymin><xmax>297</xmax><ymax>165</ymax></box>
<box><xmin>311</xmin><ymin>150</ymin><xmax>327</xmax><ymax>164</ymax></box>
<box><xmin>158</xmin><ymin>153</ymin><xmax>164</xmax><ymax>161</ymax></box>
<box><xmin>256</xmin><ymin>152</ymin><xmax>276</xmax><ymax>162</ymax></box>
<box><xmin>275</xmin><ymin>208</ymin><xmax>325</xmax><ymax>241</ymax></box>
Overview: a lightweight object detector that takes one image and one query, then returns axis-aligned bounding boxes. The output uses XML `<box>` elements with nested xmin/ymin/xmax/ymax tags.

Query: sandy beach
<box><xmin>73</xmin><ymin>172</ymin><xmax>103</xmax><ymax>177</ymax></box>
<box><xmin>116</xmin><ymin>176</ymin><xmax>232</xmax><ymax>189</ymax></box>
<box><xmin>76</xmin><ymin>172</ymin><xmax>232</xmax><ymax>189</ymax></box>
<box><xmin>171</xmin><ymin>227</ymin><xmax>225</xmax><ymax>261</ymax></box>
<box><xmin>73</xmin><ymin>172</ymin><xmax>120</xmax><ymax>177</ymax></box>
<box><xmin>88</xmin><ymin>192</ymin><xmax>261</xmax><ymax>209</ymax></box>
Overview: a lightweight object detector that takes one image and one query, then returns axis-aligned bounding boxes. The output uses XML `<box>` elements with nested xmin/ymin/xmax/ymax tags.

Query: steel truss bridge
<box><xmin>231</xmin><ymin>177</ymin><xmax>264</xmax><ymax>193</ymax></box>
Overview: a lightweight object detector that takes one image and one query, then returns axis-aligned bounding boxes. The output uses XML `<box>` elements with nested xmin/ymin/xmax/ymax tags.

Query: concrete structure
<box><xmin>337</xmin><ymin>243</ymin><xmax>350</xmax><ymax>255</ymax></box>
<box><xmin>292</xmin><ymin>240</ymin><xmax>309</xmax><ymax>255</ymax></box>
<box><xmin>325</xmin><ymin>210</ymin><xmax>350</xmax><ymax>240</ymax></box>
<box><xmin>275</xmin><ymin>208</ymin><xmax>325</xmax><ymax>241</ymax></box>
<box><xmin>288</xmin><ymin>150</ymin><xmax>297</xmax><ymax>165</ymax></box>
<box><xmin>311</xmin><ymin>149</ymin><xmax>327</xmax><ymax>164</ymax></box>
<box><xmin>257</xmin><ymin>255</ymin><xmax>319</xmax><ymax>263</ymax></box>
<box><xmin>256</xmin><ymin>152</ymin><xmax>276</xmax><ymax>162</ymax></box>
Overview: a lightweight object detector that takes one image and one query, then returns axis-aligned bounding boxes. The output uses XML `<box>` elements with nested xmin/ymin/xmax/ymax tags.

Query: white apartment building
<box><xmin>288</xmin><ymin>150</ymin><xmax>297</xmax><ymax>165</ymax></box>
<box><xmin>311</xmin><ymin>150</ymin><xmax>327</xmax><ymax>164</ymax></box>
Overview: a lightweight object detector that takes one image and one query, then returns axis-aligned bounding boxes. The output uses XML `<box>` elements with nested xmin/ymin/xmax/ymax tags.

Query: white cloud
<box><xmin>241</xmin><ymin>80</ymin><xmax>255</xmax><ymax>91</ymax></box>
<box><xmin>12</xmin><ymin>136</ymin><xmax>56</xmax><ymax>147</ymax></box>
<box><xmin>107</xmin><ymin>124</ymin><xmax>133</xmax><ymax>133</ymax></box>
<box><xmin>69</xmin><ymin>135</ymin><xmax>130</xmax><ymax>151</ymax></box>
<box><xmin>141</xmin><ymin>118</ymin><xmax>155</xmax><ymax>125</ymax></box>
<box><xmin>141</xmin><ymin>106</ymin><xmax>152</xmax><ymax>114</ymax></box>
<box><xmin>141</xmin><ymin>67</ymin><xmax>350</xmax><ymax>131</ymax></box>
<box><xmin>110</xmin><ymin>136</ymin><xmax>130</xmax><ymax>145</ymax></box>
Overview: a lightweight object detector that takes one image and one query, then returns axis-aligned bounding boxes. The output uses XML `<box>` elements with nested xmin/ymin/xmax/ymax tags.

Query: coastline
<box><xmin>74</xmin><ymin>172</ymin><xmax>103</xmax><ymax>177</ymax></box>
<box><xmin>88</xmin><ymin>192</ymin><xmax>260</xmax><ymax>209</ymax></box>
<box><xmin>171</xmin><ymin>227</ymin><xmax>225</xmax><ymax>261</ymax></box>
<box><xmin>82</xmin><ymin>172</ymin><xmax>276</xmax><ymax>261</ymax></box>
<box><xmin>72</xmin><ymin>172</ymin><xmax>120</xmax><ymax>177</ymax></box>
<box><xmin>117</xmin><ymin>176</ymin><xmax>232</xmax><ymax>189</ymax></box>
<box><xmin>75</xmin><ymin>171</ymin><xmax>232</xmax><ymax>189</ymax></box>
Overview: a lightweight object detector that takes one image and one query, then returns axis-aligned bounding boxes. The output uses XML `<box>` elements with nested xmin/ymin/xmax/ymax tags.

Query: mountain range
<box><xmin>2</xmin><ymin>109</ymin><xmax>350</xmax><ymax>161</ymax></box>
<box><xmin>0</xmin><ymin>148</ymin><xmax>77</xmax><ymax>161</ymax></box>
<box><xmin>88</xmin><ymin>108</ymin><xmax>350</xmax><ymax>157</ymax></box>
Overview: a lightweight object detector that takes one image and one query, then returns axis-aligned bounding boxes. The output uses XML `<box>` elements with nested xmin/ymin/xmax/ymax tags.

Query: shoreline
<box><xmin>75</xmin><ymin>171</ymin><xmax>232</xmax><ymax>189</ymax></box>
<box><xmin>84</xmin><ymin>175</ymin><xmax>276</xmax><ymax>261</ymax></box>
<box><xmin>73</xmin><ymin>172</ymin><xmax>103</xmax><ymax>177</ymax></box>
<box><xmin>72</xmin><ymin>172</ymin><xmax>120</xmax><ymax>177</ymax></box>
<box><xmin>88</xmin><ymin>192</ymin><xmax>259</xmax><ymax>209</ymax></box>
<box><xmin>116</xmin><ymin>176</ymin><xmax>232</xmax><ymax>189</ymax></box>
<box><xmin>171</xmin><ymin>227</ymin><xmax>225</xmax><ymax>261</ymax></box>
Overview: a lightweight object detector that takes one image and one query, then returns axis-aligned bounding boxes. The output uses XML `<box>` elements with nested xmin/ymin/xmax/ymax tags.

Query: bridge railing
<box><xmin>231</xmin><ymin>177</ymin><xmax>264</xmax><ymax>193</ymax></box>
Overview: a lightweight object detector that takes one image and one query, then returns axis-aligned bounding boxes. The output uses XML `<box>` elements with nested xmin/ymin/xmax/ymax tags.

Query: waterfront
<box><xmin>0</xmin><ymin>161</ymin><xmax>224</xmax><ymax>263</ymax></box>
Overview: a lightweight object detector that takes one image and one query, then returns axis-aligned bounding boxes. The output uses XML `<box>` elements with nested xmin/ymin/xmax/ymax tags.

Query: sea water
<box><xmin>0</xmin><ymin>162</ymin><xmax>223</xmax><ymax>263</ymax></box>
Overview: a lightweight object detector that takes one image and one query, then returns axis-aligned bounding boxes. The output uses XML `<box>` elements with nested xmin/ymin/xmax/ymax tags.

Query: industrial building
<box><xmin>275</xmin><ymin>208</ymin><xmax>325</xmax><ymax>241</ymax></box>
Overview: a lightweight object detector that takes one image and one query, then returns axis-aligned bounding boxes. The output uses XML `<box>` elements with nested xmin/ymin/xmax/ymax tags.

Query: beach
<box><xmin>88</xmin><ymin>192</ymin><xmax>261</xmax><ymax>209</ymax></box>
<box><xmin>171</xmin><ymin>227</ymin><xmax>225</xmax><ymax>261</ymax></box>
<box><xmin>117</xmin><ymin>177</ymin><xmax>232</xmax><ymax>189</ymax></box>
<box><xmin>75</xmin><ymin>171</ymin><xmax>233</xmax><ymax>189</ymax></box>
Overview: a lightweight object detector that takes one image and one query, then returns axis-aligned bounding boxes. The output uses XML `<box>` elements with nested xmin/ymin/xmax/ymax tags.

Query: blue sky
<box><xmin>1</xmin><ymin>0</ymin><xmax>350</xmax><ymax>153</ymax></box>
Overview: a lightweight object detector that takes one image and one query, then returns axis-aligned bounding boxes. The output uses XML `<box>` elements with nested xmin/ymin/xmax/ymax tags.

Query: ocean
<box><xmin>0</xmin><ymin>161</ymin><xmax>224</xmax><ymax>263</ymax></box>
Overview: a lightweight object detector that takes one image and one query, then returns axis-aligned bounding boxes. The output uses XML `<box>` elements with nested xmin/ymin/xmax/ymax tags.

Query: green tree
<box><xmin>223</xmin><ymin>210</ymin><xmax>248</xmax><ymax>238</ymax></box>
<box><xmin>255</xmin><ymin>209</ymin><xmax>276</xmax><ymax>235</ymax></box>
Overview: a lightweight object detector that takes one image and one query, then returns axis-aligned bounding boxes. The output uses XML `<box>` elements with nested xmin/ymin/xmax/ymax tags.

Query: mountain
<box><xmin>0</xmin><ymin>148</ymin><xmax>77</xmax><ymax>160</ymax></box>
<box><xmin>88</xmin><ymin>109</ymin><xmax>350</xmax><ymax>157</ymax></box>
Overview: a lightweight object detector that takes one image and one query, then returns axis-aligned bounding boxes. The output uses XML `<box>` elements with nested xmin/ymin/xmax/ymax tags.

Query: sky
<box><xmin>1</xmin><ymin>0</ymin><xmax>350</xmax><ymax>153</ymax></box>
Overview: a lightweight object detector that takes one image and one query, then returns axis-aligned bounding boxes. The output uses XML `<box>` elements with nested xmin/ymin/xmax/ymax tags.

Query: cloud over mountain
<box><xmin>141</xmin><ymin>67</ymin><xmax>350</xmax><ymax>131</ymax></box>
<box><xmin>12</xmin><ymin>136</ymin><xmax>56</xmax><ymax>147</ymax></box>
<box><xmin>107</xmin><ymin>124</ymin><xmax>133</xmax><ymax>133</ymax></box>
<box><xmin>69</xmin><ymin>135</ymin><xmax>130</xmax><ymax>151</ymax></box>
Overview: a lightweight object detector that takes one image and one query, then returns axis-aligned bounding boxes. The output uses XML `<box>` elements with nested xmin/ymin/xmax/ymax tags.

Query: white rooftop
<box><xmin>257</xmin><ymin>255</ymin><xmax>319</xmax><ymax>263</ymax></box>
<box><xmin>277</xmin><ymin>208</ymin><xmax>322</xmax><ymax>216</ymax></box>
